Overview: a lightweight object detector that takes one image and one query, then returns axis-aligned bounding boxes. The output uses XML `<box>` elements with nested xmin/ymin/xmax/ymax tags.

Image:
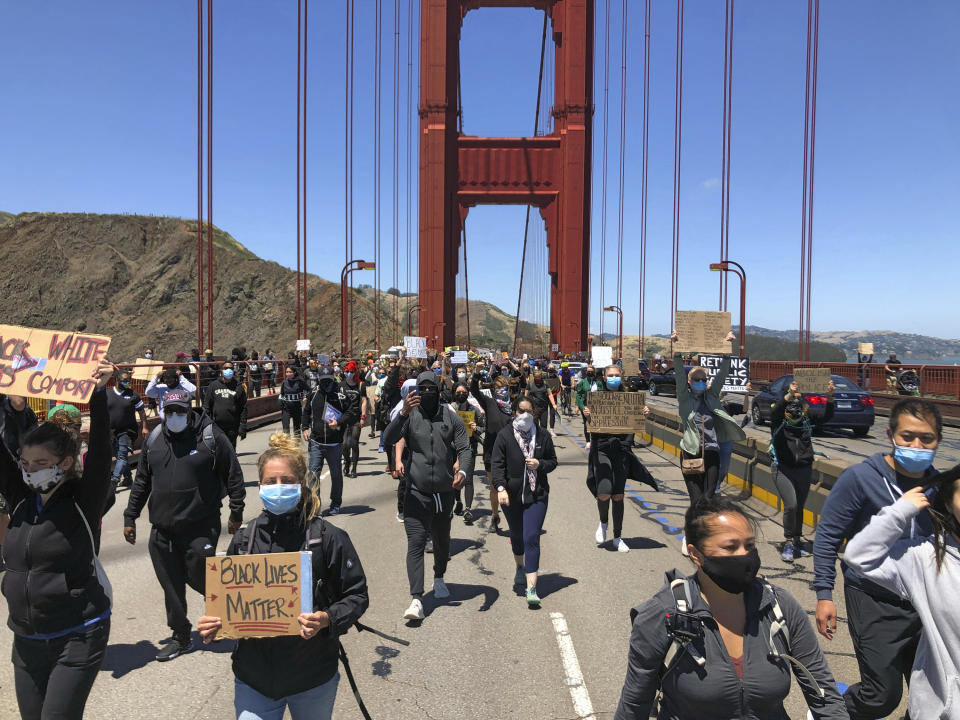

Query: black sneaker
<box><xmin>425</xmin><ymin>538</ymin><xmax>434</xmax><ymax>554</ymax></box>
<box><xmin>463</xmin><ymin>508</ymin><xmax>474</xmax><ymax>524</ymax></box>
<box><xmin>156</xmin><ymin>633</ymin><xmax>193</xmax><ymax>662</ymax></box>
<box><xmin>454</xmin><ymin>501</ymin><xmax>464</xmax><ymax>516</ymax></box>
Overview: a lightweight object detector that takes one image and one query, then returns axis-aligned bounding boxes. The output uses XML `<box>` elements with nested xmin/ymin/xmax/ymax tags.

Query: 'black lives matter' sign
<box><xmin>587</xmin><ymin>391</ymin><xmax>646</xmax><ymax>435</ymax></box>
<box><xmin>698</xmin><ymin>355</ymin><xmax>750</xmax><ymax>393</ymax></box>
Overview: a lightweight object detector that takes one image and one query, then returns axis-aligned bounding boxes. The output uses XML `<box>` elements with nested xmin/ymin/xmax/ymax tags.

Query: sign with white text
<box><xmin>592</xmin><ymin>346</ymin><xmax>613</xmax><ymax>369</ymax></box>
<box><xmin>451</xmin><ymin>351</ymin><xmax>468</xmax><ymax>365</ymax></box>
<box><xmin>404</xmin><ymin>336</ymin><xmax>427</xmax><ymax>359</ymax></box>
<box><xmin>698</xmin><ymin>354</ymin><xmax>750</xmax><ymax>393</ymax></box>
<box><xmin>296</xmin><ymin>339</ymin><xmax>311</xmax><ymax>352</ymax></box>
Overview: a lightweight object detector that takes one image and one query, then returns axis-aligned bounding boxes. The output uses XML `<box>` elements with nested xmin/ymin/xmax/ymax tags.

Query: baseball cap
<box><xmin>163</xmin><ymin>389</ymin><xmax>192</xmax><ymax>410</ymax></box>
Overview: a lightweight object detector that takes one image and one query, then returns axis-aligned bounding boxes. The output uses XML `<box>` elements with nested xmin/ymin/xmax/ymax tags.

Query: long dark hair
<box><xmin>925</xmin><ymin>464</ymin><xmax>960</xmax><ymax>572</ymax></box>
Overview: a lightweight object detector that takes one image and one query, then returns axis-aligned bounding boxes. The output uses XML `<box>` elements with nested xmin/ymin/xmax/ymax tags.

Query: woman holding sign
<box><xmin>198</xmin><ymin>433</ymin><xmax>369</xmax><ymax>720</ymax></box>
<box><xmin>0</xmin><ymin>360</ymin><xmax>115</xmax><ymax>720</ymax></box>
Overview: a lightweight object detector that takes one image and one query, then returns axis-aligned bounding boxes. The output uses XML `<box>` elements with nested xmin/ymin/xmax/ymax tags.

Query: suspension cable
<box><xmin>295</xmin><ymin>0</ymin><xmax>301</xmax><ymax>339</ymax></box>
<box><xmin>615</xmin><ymin>0</ymin><xmax>628</xmax><ymax>327</ymax></box>
<box><xmin>598</xmin><ymin>0</ymin><xmax>611</xmax><ymax>339</ymax></box>
<box><xmin>719</xmin><ymin>0</ymin><xmax>733</xmax><ymax>310</ymax></box>
<box><xmin>639</xmin><ymin>0</ymin><xmax>651</xmax><ymax>358</ymax></box>
<box><xmin>374</xmin><ymin>0</ymin><xmax>382</xmax><ymax>351</ymax></box>
<box><xmin>197</xmin><ymin>0</ymin><xmax>205</xmax><ymax>349</ymax></box>
<box><xmin>669</xmin><ymin>0</ymin><xmax>685</xmax><ymax>348</ymax></box>
<box><xmin>206</xmin><ymin>0</ymin><xmax>214</xmax><ymax>349</ymax></box>
<box><xmin>302</xmin><ymin>0</ymin><xmax>309</xmax><ymax>335</ymax></box>
<box><xmin>392</xmin><ymin>0</ymin><xmax>400</xmax><ymax>345</ymax></box>
<box><xmin>799</xmin><ymin>0</ymin><xmax>819</xmax><ymax>361</ymax></box>
<box><xmin>511</xmin><ymin>12</ymin><xmax>549</xmax><ymax>358</ymax></box>
<box><xmin>406</xmin><ymin>0</ymin><xmax>413</xmax><ymax>303</ymax></box>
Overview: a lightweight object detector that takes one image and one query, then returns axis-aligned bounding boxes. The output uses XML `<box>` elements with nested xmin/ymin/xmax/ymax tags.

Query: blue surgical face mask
<box><xmin>605</xmin><ymin>376</ymin><xmax>622</xmax><ymax>389</ymax></box>
<box><xmin>223</xmin><ymin>369</ymin><xmax>234</xmax><ymax>380</ymax></box>
<box><xmin>692</xmin><ymin>380</ymin><xmax>708</xmax><ymax>393</ymax></box>
<box><xmin>893</xmin><ymin>444</ymin><xmax>936</xmax><ymax>473</ymax></box>
<box><xmin>145</xmin><ymin>353</ymin><xmax>152</xmax><ymax>359</ymax></box>
<box><xmin>259</xmin><ymin>483</ymin><xmax>302</xmax><ymax>515</ymax></box>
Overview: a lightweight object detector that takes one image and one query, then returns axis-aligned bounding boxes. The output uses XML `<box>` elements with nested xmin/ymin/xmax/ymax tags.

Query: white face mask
<box><xmin>21</xmin><ymin>464</ymin><xmax>64</xmax><ymax>493</ymax></box>
<box><xmin>513</xmin><ymin>412</ymin><xmax>534</xmax><ymax>433</ymax></box>
<box><xmin>165</xmin><ymin>412</ymin><xmax>189</xmax><ymax>433</ymax></box>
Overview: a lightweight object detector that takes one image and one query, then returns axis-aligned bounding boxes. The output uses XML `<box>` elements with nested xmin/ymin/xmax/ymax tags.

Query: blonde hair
<box><xmin>688</xmin><ymin>366</ymin><xmax>709</xmax><ymax>381</ymax></box>
<box><xmin>257</xmin><ymin>433</ymin><xmax>322</xmax><ymax>526</ymax></box>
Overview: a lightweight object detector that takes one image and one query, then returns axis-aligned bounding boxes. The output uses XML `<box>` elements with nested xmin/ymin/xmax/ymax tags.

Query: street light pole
<box><xmin>710</xmin><ymin>261</ymin><xmax>746</xmax><ymax>357</ymax></box>
<box><xmin>432</xmin><ymin>321</ymin><xmax>446</xmax><ymax>353</ymax></box>
<box><xmin>603</xmin><ymin>305</ymin><xmax>624</xmax><ymax>363</ymax></box>
<box><xmin>341</xmin><ymin>259</ymin><xmax>375</xmax><ymax>357</ymax></box>
<box><xmin>407</xmin><ymin>303</ymin><xmax>425</xmax><ymax>337</ymax></box>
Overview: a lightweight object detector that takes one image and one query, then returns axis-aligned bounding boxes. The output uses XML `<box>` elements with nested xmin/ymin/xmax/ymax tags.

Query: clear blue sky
<box><xmin>1</xmin><ymin>1</ymin><xmax>958</xmax><ymax>339</ymax></box>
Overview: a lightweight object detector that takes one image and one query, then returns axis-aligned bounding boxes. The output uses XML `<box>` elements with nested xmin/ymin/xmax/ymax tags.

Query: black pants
<box><xmin>844</xmin><ymin>584</ymin><xmax>921</xmax><ymax>720</ymax></box>
<box><xmin>403</xmin><ymin>487</ymin><xmax>454</xmax><ymax>596</ymax></box>
<box><xmin>281</xmin><ymin>405</ymin><xmax>302</xmax><ymax>435</ymax></box>
<box><xmin>342</xmin><ymin>422</ymin><xmax>361</xmax><ymax>468</ymax></box>
<box><xmin>580</xmin><ymin>410</ymin><xmax>590</xmax><ymax>443</ymax></box>
<box><xmin>455</xmin><ymin>441</ymin><xmax>478</xmax><ymax>509</ymax></box>
<box><xmin>771</xmin><ymin>463</ymin><xmax>812</xmax><ymax>539</ymax></box>
<box><xmin>250</xmin><ymin>378</ymin><xmax>261</xmax><ymax>397</ymax></box>
<box><xmin>548</xmin><ymin>403</ymin><xmax>558</xmax><ymax>429</ymax></box>
<box><xmin>148</xmin><ymin>523</ymin><xmax>220</xmax><ymax>635</ymax></box>
<box><xmin>681</xmin><ymin>449</ymin><xmax>721</xmax><ymax>506</ymax></box>
<box><xmin>13</xmin><ymin>620</ymin><xmax>110</xmax><ymax>720</ymax></box>
<box><xmin>220</xmin><ymin>426</ymin><xmax>239</xmax><ymax>449</ymax></box>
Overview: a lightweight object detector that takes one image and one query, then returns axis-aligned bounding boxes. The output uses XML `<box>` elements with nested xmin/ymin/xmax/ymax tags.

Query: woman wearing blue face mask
<box><xmin>198</xmin><ymin>433</ymin><xmax>369</xmax><ymax>720</ymax></box>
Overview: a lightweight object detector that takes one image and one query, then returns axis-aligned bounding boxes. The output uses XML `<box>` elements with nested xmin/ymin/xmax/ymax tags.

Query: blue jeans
<box><xmin>309</xmin><ymin>440</ymin><xmax>343</xmax><ymax>508</ymax></box>
<box><xmin>234</xmin><ymin>673</ymin><xmax>339</xmax><ymax>720</ymax></box>
<box><xmin>111</xmin><ymin>433</ymin><xmax>133</xmax><ymax>483</ymax></box>
<box><xmin>502</xmin><ymin>497</ymin><xmax>549</xmax><ymax>573</ymax></box>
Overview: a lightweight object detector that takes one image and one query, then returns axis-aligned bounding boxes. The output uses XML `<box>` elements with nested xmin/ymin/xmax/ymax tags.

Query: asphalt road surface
<box><xmin>0</xmin><ymin>413</ymin><xmax>910</xmax><ymax>719</ymax></box>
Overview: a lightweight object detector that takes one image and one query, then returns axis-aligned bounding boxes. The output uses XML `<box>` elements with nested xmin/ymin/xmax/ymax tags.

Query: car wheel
<box><xmin>853</xmin><ymin>426</ymin><xmax>869</xmax><ymax>437</ymax></box>
<box><xmin>752</xmin><ymin>403</ymin><xmax>764</xmax><ymax>426</ymax></box>
<box><xmin>648</xmin><ymin>382</ymin><xmax>658</xmax><ymax>396</ymax></box>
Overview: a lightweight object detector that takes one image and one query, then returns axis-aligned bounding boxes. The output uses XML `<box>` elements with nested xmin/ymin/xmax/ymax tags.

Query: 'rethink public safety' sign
<box><xmin>697</xmin><ymin>354</ymin><xmax>750</xmax><ymax>393</ymax></box>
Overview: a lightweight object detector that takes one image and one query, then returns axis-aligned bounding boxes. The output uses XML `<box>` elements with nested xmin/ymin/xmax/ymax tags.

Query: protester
<box><xmin>203</xmin><ymin>361</ymin><xmax>248</xmax><ymax>448</ymax></box>
<box><xmin>449</xmin><ymin>382</ymin><xmax>485</xmax><ymax>523</ymax></box>
<box><xmin>105</xmin><ymin>369</ymin><xmax>148</xmax><ymax>492</ymax></box>
<box><xmin>145</xmin><ymin>366</ymin><xmax>197</xmax><ymax>413</ymax></box>
<box><xmin>470</xmin><ymin>369</ymin><xmax>517</xmax><ymax>530</ymax></box>
<box><xmin>339</xmin><ymin>361</ymin><xmax>366</xmax><ymax>479</ymax></box>
<box><xmin>390</xmin><ymin>379</ymin><xmax>418</xmax><ymax>522</ymax></box>
<box><xmin>526</xmin><ymin>369</ymin><xmax>558</xmax><ymax>436</ymax></box>
<box><xmin>383</xmin><ymin>371</ymin><xmax>471</xmax><ymax>621</ymax></box>
<box><xmin>0</xmin><ymin>394</ymin><xmax>39</xmax><ymax>570</ymax></box>
<box><xmin>199</xmin><ymin>349</ymin><xmax>219</xmax><ymax>396</ymax></box>
<box><xmin>0</xmin><ymin>361</ymin><xmax>114</xmax><ymax>720</ymax></box>
<box><xmin>544</xmin><ymin>364</ymin><xmax>562</xmax><ymax>434</ymax></box>
<box><xmin>582</xmin><ymin>364</ymin><xmax>656</xmax><ymax>553</ymax></box>
<box><xmin>492</xmin><ymin>397</ymin><xmax>558</xmax><ymax>607</ymax></box>
<box><xmin>262</xmin><ymin>348</ymin><xmax>277</xmax><ymax>392</ymax></box>
<box><xmin>279</xmin><ymin>365</ymin><xmax>307</xmax><ymax>439</ymax></box>
<box><xmin>123</xmin><ymin>389</ymin><xmax>245</xmax><ymax>661</ymax></box>
<box><xmin>197</xmin><ymin>433</ymin><xmax>368</xmax><ymax>720</ymax></box>
<box><xmin>813</xmin><ymin>398</ymin><xmax>940</xmax><ymax>719</ymax></box>
<box><xmin>856</xmin><ymin>350</ymin><xmax>873</xmax><ymax>390</ymax></box>
<box><xmin>302</xmin><ymin>366</ymin><xmax>358</xmax><ymax>516</ymax></box>
<box><xmin>769</xmin><ymin>379</ymin><xmax>835</xmax><ymax>562</ymax></box>
<box><xmin>884</xmin><ymin>352</ymin><xmax>902</xmax><ymax>392</ymax></box>
<box><xmin>575</xmin><ymin>365</ymin><xmax>598</xmax><ymax>449</ymax></box>
<box><xmin>613</xmin><ymin>496</ymin><xmax>846</xmax><ymax>719</ymax></box>
<box><xmin>248</xmin><ymin>351</ymin><xmax>263</xmax><ymax>398</ymax></box>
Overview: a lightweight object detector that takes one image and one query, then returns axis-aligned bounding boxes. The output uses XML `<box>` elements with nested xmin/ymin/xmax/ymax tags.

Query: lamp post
<box><xmin>407</xmin><ymin>303</ymin><xmax>425</xmax><ymax>337</ymax></box>
<box><xmin>710</xmin><ymin>261</ymin><xmax>746</xmax><ymax>357</ymax></box>
<box><xmin>432</xmin><ymin>321</ymin><xmax>446</xmax><ymax>353</ymax></box>
<box><xmin>603</xmin><ymin>305</ymin><xmax>624</xmax><ymax>364</ymax></box>
<box><xmin>341</xmin><ymin>259</ymin><xmax>375</xmax><ymax>357</ymax></box>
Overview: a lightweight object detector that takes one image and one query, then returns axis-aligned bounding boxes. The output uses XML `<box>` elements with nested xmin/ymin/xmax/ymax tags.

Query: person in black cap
<box><xmin>203</xmin><ymin>361</ymin><xmax>248</xmax><ymax>448</ymax></box>
<box><xmin>122</xmin><ymin>388</ymin><xmax>245</xmax><ymax>662</ymax></box>
<box><xmin>302</xmin><ymin>366</ymin><xmax>358</xmax><ymax>516</ymax></box>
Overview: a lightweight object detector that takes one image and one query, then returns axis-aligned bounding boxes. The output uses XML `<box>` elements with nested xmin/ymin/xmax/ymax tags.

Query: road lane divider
<box><xmin>549</xmin><ymin>612</ymin><xmax>596</xmax><ymax>720</ymax></box>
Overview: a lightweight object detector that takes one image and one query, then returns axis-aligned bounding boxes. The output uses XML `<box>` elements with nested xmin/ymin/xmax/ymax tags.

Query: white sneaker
<box><xmin>585</xmin><ymin>442</ymin><xmax>591</xmax><ymax>450</ymax></box>
<box><xmin>550</xmin><ymin>429</ymin><xmax>557</xmax><ymax>437</ymax></box>
<box><xmin>396</xmin><ymin>512</ymin><xmax>404</xmax><ymax>523</ymax></box>
<box><xmin>614</xmin><ymin>537</ymin><xmax>630</xmax><ymax>553</ymax></box>
<box><xmin>433</xmin><ymin>578</ymin><xmax>450</xmax><ymax>599</ymax></box>
<box><xmin>680</xmin><ymin>536</ymin><xmax>689</xmax><ymax>557</ymax></box>
<box><xmin>403</xmin><ymin>598</ymin><xmax>424</xmax><ymax>621</ymax></box>
<box><xmin>595</xmin><ymin>522</ymin><xmax>608</xmax><ymax>546</ymax></box>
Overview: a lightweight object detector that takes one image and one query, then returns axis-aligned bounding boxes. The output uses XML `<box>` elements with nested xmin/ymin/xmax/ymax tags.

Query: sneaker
<box><xmin>491</xmin><ymin>513</ymin><xmax>500</xmax><ymax>530</ymax></box>
<box><xmin>585</xmin><ymin>442</ymin><xmax>591</xmax><ymax>450</ymax></box>
<box><xmin>614</xmin><ymin>537</ymin><xmax>630</xmax><ymax>553</ymax></box>
<box><xmin>425</xmin><ymin>538</ymin><xmax>434</xmax><ymax>554</ymax></box>
<box><xmin>396</xmin><ymin>512</ymin><xmax>404</xmax><ymax>523</ymax></box>
<box><xmin>378</xmin><ymin>446</ymin><xmax>385</xmax><ymax>453</ymax></box>
<box><xmin>326</xmin><ymin>506</ymin><xmax>341</xmax><ymax>516</ymax></box>
<box><xmin>433</xmin><ymin>578</ymin><xmax>450</xmax><ymax>599</ymax></box>
<box><xmin>454</xmin><ymin>501</ymin><xmax>464</xmax><ymax>516</ymax></box>
<box><xmin>680</xmin><ymin>536</ymin><xmax>689</xmax><ymax>557</ymax></box>
<box><xmin>403</xmin><ymin>598</ymin><xmax>424</xmax><ymax>621</ymax></box>
<box><xmin>462</xmin><ymin>508</ymin><xmax>474</xmax><ymax>524</ymax></box>
<box><xmin>796</xmin><ymin>540</ymin><xmax>812</xmax><ymax>558</ymax></box>
<box><xmin>781</xmin><ymin>542</ymin><xmax>795</xmax><ymax>563</ymax></box>
<box><xmin>549</xmin><ymin>429</ymin><xmax>557</xmax><ymax>438</ymax></box>
<box><xmin>513</xmin><ymin>565</ymin><xmax>525</xmax><ymax>587</ymax></box>
<box><xmin>156</xmin><ymin>633</ymin><xmax>193</xmax><ymax>662</ymax></box>
<box><xmin>117</xmin><ymin>476</ymin><xmax>133</xmax><ymax>489</ymax></box>
<box><xmin>595</xmin><ymin>522</ymin><xmax>608</xmax><ymax>546</ymax></box>
<box><xmin>526</xmin><ymin>587</ymin><xmax>541</xmax><ymax>607</ymax></box>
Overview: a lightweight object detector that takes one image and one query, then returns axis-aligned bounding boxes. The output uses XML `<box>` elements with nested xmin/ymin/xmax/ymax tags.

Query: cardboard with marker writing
<box><xmin>858</xmin><ymin>342</ymin><xmax>874</xmax><ymax>355</ymax></box>
<box><xmin>793</xmin><ymin>367</ymin><xmax>831</xmax><ymax>394</ymax></box>
<box><xmin>674</xmin><ymin>311</ymin><xmax>732</xmax><ymax>355</ymax></box>
<box><xmin>404</xmin><ymin>336</ymin><xmax>427</xmax><ymax>359</ymax></box>
<box><xmin>132</xmin><ymin>357</ymin><xmax>159</xmax><ymax>381</ymax></box>
<box><xmin>456</xmin><ymin>410</ymin><xmax>475</xmax><ymax>437</ymax></box>
<box><xmin>0</xmin><ymin>324</ymin><xmax>111</xmax><ymax>403</ymax></box>
<box><xmin>205</xmin><ymin>551</ymin><xmax>313</xmax><ymax>639</ymax></box>
<box><xmin>587</xmin><ymin>391</ymin><xmax>646</xmax><ymax>435</ymax></box>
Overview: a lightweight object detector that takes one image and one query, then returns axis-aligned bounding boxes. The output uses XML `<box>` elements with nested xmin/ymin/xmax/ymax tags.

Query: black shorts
<box><xmin>587</xmin><ymin>442</ymin><xmax>627</xmax><ymax>497</ymax></box>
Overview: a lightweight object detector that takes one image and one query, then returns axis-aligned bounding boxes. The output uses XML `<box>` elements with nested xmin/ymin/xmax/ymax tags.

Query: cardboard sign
<box><xmin>404</xmin><ymin>336</ymin><xmax>427</xmax><ymax>359</ymax></box>
<box><xmin>451</xmin><ymin>350</ymin><xmax>469</xmax><ymax>365</ymax></box>
<box><xmin>501</xmin><ymin>352</ymin><xmax>509</xmax><ymax>360</ymax></box>
<box><xmin>793</xmin><ymin>367</ymin><xmax>832</xmax><ymax>394</ymax></box>
<box><xmin>586</xmin><ymin>391</ymin><xmax>646</xmax><ymax>435</ymax></box>
<box><xmin>317</xmin><ymin>354</ymin><xmax>330</xmax><ymax>365</ymax></box>
<box><xmin>456</xmin><ymin>410</ymin><xmax>475</xmax><ymax>437</ymax></box>
<box><xmin>551</xmin><ymin>343</ymin><xmax>559</xmax><ymax>352</ymax></box>
<box><xmin>132</xmin><ymin>357</ymin><xmax>159</xmax><ymax>381</ymax></box>
<box><xmin>0</xmin><ymin>324</ymin><xmax>111</xmax><ymax>403</ymax></box>
<box><xmin>205</xmin><ymin>551</ymin><xmax>313</xmax><ymax>639</ymax></box>
<box><xmin>296</xmin><ymin>339</ymin><xmax>311</xmax><ymax>352</ymax></box>
<box><xmin>858</xmin><ymin>342</ymin><xmax>874</xmax><ymax>355</ymax></box>
<box><xmin>674</xmin><ymin>311</ymin><xmax>732</xmax><ymax>354</ymax></box>
<box><xmin>698</xmin><ymin>354</ymin><xmax>750</xmax><ymax>393</ymax></box>
<box><xmin>592</xmin><ymin>346</ymin><xmax>613</xmax><ymax>369</ymax></box>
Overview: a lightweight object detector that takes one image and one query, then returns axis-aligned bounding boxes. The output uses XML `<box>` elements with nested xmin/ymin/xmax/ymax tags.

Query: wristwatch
<box><xmin>497</xmin><ymin>485</ymin><xmax>506</xmax><ymax>493</ymax></box>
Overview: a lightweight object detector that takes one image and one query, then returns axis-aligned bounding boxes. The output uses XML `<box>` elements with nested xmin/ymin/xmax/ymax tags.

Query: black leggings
<box><xmin>13</xmin><ymin>620</ymin><xmax>110</xmax><ymax>720</ymax></box>
<box><xmin>403</xmin><ymin>487</ymin><xmax>454</xmax><ymax>596</ymax></box>
<box><xmin>281</xmin><ymin>404</ymin><xmax>302</xmax><ymax>435</ymax></box>
<box><xmin>455</xmin><ymin>442</ymin><xmax>478</xmax><ymax>509</ymax></box>
<box><xmin>772</xmin><ymin>463</ymin><xmax>812</xmax><ymax>540</ymax></box>
<box><xmin>681</xmin><ymin>449</ymin><xmax>721</xmax><ymax>507</ymax></box>
<box><xmin>342</xmin><ymin>423</ymin><xmax>361</xmax><ymax>466</ymax></box>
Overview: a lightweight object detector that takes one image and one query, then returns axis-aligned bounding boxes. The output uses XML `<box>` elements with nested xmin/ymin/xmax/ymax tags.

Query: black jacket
<box><xmin>124</xmin><ymin>412</ymin><xmax>245</xmax><ymax>532</ymax></box>
<box><xmin>491</xmin><ymin>424</ymin><xmax>557</xmax><ymax>504</ymax></box>
<box><xmin>0</xmin><ymin>388</ymin><xmax>112</xmax><ymax>637</ymax></box>
<box><xmin>0</xmin><ymin>395</ymin><xmax>38</xmax><ymax>459</ymax></box>
<box><xmin>302</xmin><ymin>380</ymin><xmax>361</xmax><ymax>444</ymax></box>
<box><xmin>470</xmin><ymin>376</ymin><xmax>514</xmax><ymax>457</ymax></box>
<box><xmin>229</xmin><ymin>510</ymin><xmax>369</xmax><ymax>700</ymax></box>
<box><xmin>279</xmin><ymin>378</ymin><xmax>307</xmax><ymax>409</ymax></box>
<box><xmin>203</xmin><ymin>378</ymin><xmax>248</xmax><ymax>433</ymax></box>
<box><xmin>770</xmin><ymin>396</ymin><xmax>834</xmax><ymax>467</ymax></box>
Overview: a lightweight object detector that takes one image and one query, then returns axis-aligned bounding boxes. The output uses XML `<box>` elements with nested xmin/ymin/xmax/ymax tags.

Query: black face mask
<box><xmin>586</xmin><ymin>373</ymin><xmax>596</xmax><ymax>380</ymax></box>
<box><xmin>699</xmin><ymin>547</ymin><xmax>761</xmax><ymax>594</ymax></box>
<box><xmin>454</xmin><ymin>393</ymin><xmax>468</xmax><ymax>403</ymax></box>
<box><xmin>419</xmin><ymin>389</ymin><xmax>440</xmax><ymax>415</ymax></box>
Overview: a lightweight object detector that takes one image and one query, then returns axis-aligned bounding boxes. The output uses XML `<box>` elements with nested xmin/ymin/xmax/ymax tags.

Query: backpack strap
<box><xmin>202</xmin><ymin>422</ymin><xmax>217</xmax><ymax>470</ymax></box>
<box><xmin>762</xmin><ymin>579</ymin><xmax>825</xmax><ymax>699</ymax></box>
<box><xmin>660</xmin><ymin>578</ymin><xmax>706</xmax><ymax>677</ymax></box>
<box><xmin>240</xmin><ymin>517</ymin><xmax>258</xmax><ymax>555</ymax></box>
<box><xmin>143</xmin><ymin>423</ymin><xmax>163</xmax><ymax>458</ymax></box>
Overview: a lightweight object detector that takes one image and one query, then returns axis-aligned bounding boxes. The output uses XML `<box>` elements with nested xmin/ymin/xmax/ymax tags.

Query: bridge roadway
<box><xmin>0</xmin><ymin>415</ymin><xmax>911</xmax><ymax>719</ymax></box>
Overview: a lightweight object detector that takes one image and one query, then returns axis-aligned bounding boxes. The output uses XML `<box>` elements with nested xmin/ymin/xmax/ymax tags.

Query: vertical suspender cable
<box><xmin>296</xmin><ymin>0</ymin><xmax>302</xmax><ymax>340</ymax></box>
<box><xmin>638</xmin><ymin>0</ymin><xmax>651</xmax><ymax>358</ymax></box>
<box><xmin>805</xmin><ymin>0</ymin><xmax>819</xmax><ymax>361</ymax></box>
<box><xmin>799</xmin><ymin>0</ymin><xmax>812</xmax><ymax>361</ymax></box>
<box><xmin>598</xmin><ymin>0</ymin><xmax>610</xmax><ymax>339</ymax></box>
<box><xmin>197</xmin><ymin>0</ymin><xmax>204</xmax><ymax>349</ymax></box>
<box><xmin>206</xmin><ymin>0</ymin><xmax>214</xmax><ymax>350</ymax></box>
<box><xmin>463</xmin><ymin>224</ymin><xmax>471</xmax><ymax>348</ymax></box>
<box><xmin>723</xmin><ymin>0</ymin><xmax>735</xmax><ymax>312</ymax></box>
<box><xmin>374</xmin><ymin>0</ymin><xmax>382</xmax><ymax>352</ymax></box>
<box><xmin>349</xmin><ymin>0</ymin><xmax>355</xmax><ymax>356</ymax></box>
<box><xmin>393</xmin><ymin>0</ymin><xmax>400</xmax><ymax>345</ymax></box>
<box><xmin>718</xmin><ymin>0</ymin><xmax>730</xmax><ymax>309</ymax></box>
<box><xmin>302</xmin><ymin>0</ymin><xmax>309</xmax><ymax>335</ymax></box>
<box><xmin>669</xmin><ymin>0</ymin><xmax>685</xmax><ymax>346</ymax></box>
<box><xmin>615</xmin><ymin>0</ymin><xmax>627</xmax><ymax>327</ymax></box>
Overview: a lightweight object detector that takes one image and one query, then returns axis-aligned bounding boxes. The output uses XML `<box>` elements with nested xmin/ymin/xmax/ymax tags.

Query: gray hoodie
<box><xmin>845</xmin><ymin>496</ymin><xmax>960</xmax><ymax>720</ymax></box>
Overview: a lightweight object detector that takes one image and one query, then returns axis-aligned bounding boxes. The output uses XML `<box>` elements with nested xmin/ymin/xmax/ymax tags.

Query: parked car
<box><xmin>646</xmin><ymin>365</ymin><xmax>694</xmax><ymax>397</ymax></box>
<box><xmin>751</xmin><ymin>374</ymin><xmax>875</xmax><ymax>436</ymax></box>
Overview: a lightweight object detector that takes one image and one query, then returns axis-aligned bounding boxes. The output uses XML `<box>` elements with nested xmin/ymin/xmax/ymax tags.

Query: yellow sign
<box><xmin>457</xmin><ymin>410</ymin><xmax>476</xmax><ymax>437</ymax></box>
<box><xmin>132</xmin><ymin>357</ymin><xmax>160</xmax><ymax>381</ymax></box>
<box><xmin>0</xmin><ymin>324</ymin><xmax>111</xmax><ymax>403</ymax></box>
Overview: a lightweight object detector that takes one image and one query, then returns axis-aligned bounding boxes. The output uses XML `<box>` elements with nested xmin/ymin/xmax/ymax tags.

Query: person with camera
<box><xmin>614</xmin><ymin>496</ymin><xmax>846</xmax><ymax>719</ymax></box>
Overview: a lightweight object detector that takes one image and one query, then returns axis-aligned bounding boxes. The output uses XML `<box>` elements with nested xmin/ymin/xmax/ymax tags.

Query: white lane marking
<box><xmin>550</xmin><ymin>611</ymin><xmax>596</xmax><ymax>720</ymax></box>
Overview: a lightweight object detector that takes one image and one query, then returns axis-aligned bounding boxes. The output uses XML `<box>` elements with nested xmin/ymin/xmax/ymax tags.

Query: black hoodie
<box><xmin>204</xmin><ymin>377</ymin><xmax>248</xmax><ymax>433</ymax></box>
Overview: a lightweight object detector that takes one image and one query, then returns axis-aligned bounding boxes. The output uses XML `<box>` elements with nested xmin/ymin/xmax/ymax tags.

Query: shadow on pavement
<box><xmin>101</xmin><ymin>632</ymin><xmax>232</xmax><ymax>678</ymax></box>
<box><xmin>371</xmin><ymin>644</ymin><xmax>402</xmax><ymax>677</ymax></box>
<box><xmin>449</xmin><ymin>537</ymin><xmax>482</xmax><ymax>558</ymax></box>
<box><xmin>423</xmin><ymin>583</ymin><xmax>499</xmax><ymax>615</ymax></box>
<box><xmin>533</xmin><ymin>573</ymin><xmax>578</xmax><ymax>599</ymax></box>
<box><xmin>334</xmin><ymin>505</ymin><xmax>376</xmax><ymax>517</ymax></box>
<box><xmin>613</xmin><ymin>536</ymin><xmax>667</xmax><ymax>551</ymax></box>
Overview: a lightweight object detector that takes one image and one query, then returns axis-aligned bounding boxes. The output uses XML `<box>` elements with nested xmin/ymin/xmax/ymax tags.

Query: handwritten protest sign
<box><xmin>0</xmin><ymin>325</ymin><xmax>111</xmax><ymax>404</ymax></box>
<box><xmin>296</xmin><ymin>339</ymin><xmax>311</xmax><ymax>352</ymax></box>
<box><xmin>698</xmin><ymin>354</ymin><xmax>750</xmax><ymax>393</ymax></box>
<box><xmin>404</xmin><ymin>336</ymin><xmax>427</xmax><ymax>359</ymax></box>
<box><xmin>456</xmin><ymin>410</ymin><xmax>476</xmax><ymax>437</ymax></box>
<box><xmin>592</xmin><ymin>346</ymin><xmax>613</xmax><ymax>369</ymax></box>
<box><xmin>451</xmin><ymin>350</ymin><xmax>468</xmax><ymax>365</ymax></box>
<box><xmin>132</xmin><ymin>357</ymin><xmax>159</xmax><ymax>381</ymax></box>
<box><xmin>793</xmin><ymin>367</ymin><xmax>831</xmax><ymax>394</ymax></box>
<box><xmin>205</xmin><ymin>551</ymin><xmax>313</xmax><ymax>639</ymax></box>
<box><xmin>317</xmin><ymin>354</ymin><xmax>330</xmax><ymax>365</ymax></box>
<box><xmin>586</xmin><ymin>391</ymin><xmax>646</xmax><ymax>435</ymax></box>
<box><xmin>674</xmin><ymin>311</ymin><xmax>732</xmax><ymax>355</ymax></box>
<box><xmin>858</xmin><ymin>342</ymin><xmax>874</xmax><ymax>355</ymax></box>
